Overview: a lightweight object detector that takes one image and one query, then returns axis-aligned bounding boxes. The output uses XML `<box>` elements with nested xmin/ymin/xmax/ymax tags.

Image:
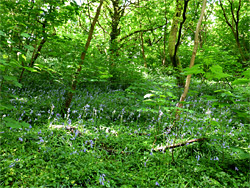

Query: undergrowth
<box><xmin>0</xmin><ymin>72</ymin><xmax>249</xmax><ymax>187</ymax></box>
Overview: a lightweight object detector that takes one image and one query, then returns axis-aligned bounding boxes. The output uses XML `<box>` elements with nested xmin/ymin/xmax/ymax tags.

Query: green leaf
<box><xmin>183</xmin><ymin>64</ymin><xmax>205</xmax><ymax>75</ymax></box>
<box><xmin>0</xmin><ymin>103</ymin><xmax>15</xmax><ymax>111</ymax></box>
<box><xmin>3</xmin><ymin>75</ymin><xmax>22</xmax><ymax>88</ymax></box>
<box><xmin>3</xmin><ymin>75</ymin><xmax>17</xmax><ymax>81</ymax></box>
<box><xmin>232</xmin><ymin>78</ymin><xmax>250</xmax><ymax>85</ymax></box>
<box><xmin>3</xmin><ymin>118</ymin><xmax>21</xmax><ymax>128</ymax></box>
<box><xmin>143</xmin><ymin>99</ymin><xmax>157</xmax><ymax>106</ymax></box>
<box><xmin>0</xmin><ymin>30</ymin><xmax>5</xmax><ymax>36</ymax></box>
<box><xmin>14</xmin><ymin>81</ymin><xmax>22</xmax><ymax>88</ymax></box>
<box><xmin>206</xmin><ymin>65</ymin><xmax>231</xmax><ymax>80</ymax></box>
<box><xmin>3</xmin><ymin>118</ymin><xmax>30</xmax><ymax>129</ymax></box>
<box><xmin>24</xmin><ymin>67</ymin><xmax>38</xmax><ymax>72</ymax></box>
<box><xmin>242</xmin><ymin>69</ymin><xmax>250</xmax><ymax>78</ymax></box>
<box><xmin>166</xmin><ymin>91</ymin><xmax>175</xmax><ymax>97</ymax></box>
<box><xmin>24</xmin><ymin>45</ymin><xmax>35</xmax><ymax>51</ymax></box>
<box><xmin>20</xmin><ymin>121</ymin><xmax>30</xmax><ymax>128</ymax></box>
<box><xmin>230</xmin><ymin>146</ymin><xmax>250</xmax><ymax>160</ymax></box>
<box><xmin>211</xmin><ymin>120</ymin><xmax>219</xmax><ymax>126</ymax></box>
<box><xmin>0</xmin><ymin>58</ymin><xmax>7</xmax><ymax>65</ymax></box>
<box><xmin>19</xmin><ymin>54</ymin><xmax>26</xmax><ymax>62</ymax></box>
<box><xmin>21</xmin><ymin>33</ymin><xmax>30</xmax><ymax>38</ymax></box>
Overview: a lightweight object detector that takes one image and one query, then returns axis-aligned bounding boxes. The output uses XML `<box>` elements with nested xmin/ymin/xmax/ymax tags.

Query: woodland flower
<box><xmin>196</xmin><ymin>155</ymin><xmax>200</xmax><ymax>161</ymax></box>
<box><xmin>9</xmin><ymin>163</ymin><xmax>15</xmax><ymax>168</ymax></box>
<box><xmin>38</xmin><ymin>137</ymin><xmax>44</xmax><ymax>143</ymax></box>
<box><xmin>99</xmin><ymin>174</ymin><xmax>105</xmax><ymax>185</ymax></box>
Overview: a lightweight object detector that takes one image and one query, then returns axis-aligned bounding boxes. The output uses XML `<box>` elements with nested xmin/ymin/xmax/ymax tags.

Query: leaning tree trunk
<box><xmin>62</xmin><ymin>0</ymin><xmax>104</xmax><ymax>116</ymax></box>
<box><xmin>176</xmin><ymin>0</ymin><xmax>207</xmax><ymax>117</ymax></box>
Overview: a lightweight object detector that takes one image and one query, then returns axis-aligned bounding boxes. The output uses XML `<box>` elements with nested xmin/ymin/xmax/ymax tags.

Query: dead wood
<box><xmin>154</xmin><ymin>138</ymin><xmax>207</xmax><ymax>151</ymax></box>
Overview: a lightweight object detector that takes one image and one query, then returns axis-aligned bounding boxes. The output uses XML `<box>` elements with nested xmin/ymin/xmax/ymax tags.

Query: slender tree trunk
<box><xmin>219</xmin><ymin>0</ymin><xmax>247</xmax><ymax>62</ymax></box>
<box><xmin>140</xmin><ymin>32</ymin><xmax>147</xmax><ymax>67</ymax></box>
<box><xmin>18</xmin><ymin>21</ymin><xmax>51</xmax><ymax>83</ymax></box>
<box><xmin>18</xmin><ymin>62</ymin><xmax>25</xmax><ymax>83</ymax></box>
<box><xmin>139</xmin><ymin>24</ymin><xmax>147</xmax><ymax>67</ymax></box>
<box><xmin>62</xmin><ymin>0</ymin><xmax>104</xmax><ymax>115</ymax></box>
<box><xmin>232</xmin><ymin>30</ymin><xmax>246</xmax><ymax>61</ymax></box>
<box><xmin>176</xmin><ymin>0</ymin><xmax>207</xmax><ymax>117</ymax></box>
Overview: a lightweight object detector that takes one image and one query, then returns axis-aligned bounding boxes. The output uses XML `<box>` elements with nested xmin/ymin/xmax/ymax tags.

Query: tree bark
<box><xmin>62</xmin><ymin>0</ymin><xmax>104</xmax><ymax>115</ymax></box>
<box><xmin>176</xmin><ymin>0</ymin><xmax>207</xmax><ymax>117</ymax></box>
<box><xmin>168</xmin><ymin>0</ymin><xmax>189</xmax><ymax>87</ymax></box>
<box><xmin>109</xmin><ymin>0</ymin><xmax>125</xmax><ymax>58</ymax></box>
<box><xmin>139</xmin><ymin>22</ymin><xmax>147</xmax><ymax>67</ymax></box>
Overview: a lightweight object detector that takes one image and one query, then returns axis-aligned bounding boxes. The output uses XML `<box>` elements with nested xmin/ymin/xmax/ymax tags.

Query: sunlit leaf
<box><xmin>232</xmin><ymin>78</ymin><xmax>250</xmax><ymax>85</ymax></box>
<box><xmin>144</xmin><ymin>94</ymin><xmax>155</xmax><ymax>99</ymax></box>
<box><xmin>21</xmin><ymin>32</ymin><xmax>30</xmax><ymax>38</ymax></box>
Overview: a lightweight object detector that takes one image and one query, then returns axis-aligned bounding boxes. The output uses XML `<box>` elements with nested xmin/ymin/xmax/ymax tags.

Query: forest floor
<box><xmin>1</xmin><ymin>72</ymin><xmax>250</xmax><ymax>187</ymax></box>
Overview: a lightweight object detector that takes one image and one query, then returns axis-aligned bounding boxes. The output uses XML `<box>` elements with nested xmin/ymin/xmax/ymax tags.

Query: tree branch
<box><xmin>228</xmin><ymin>0</ymin><xmax>237</xmax><ymax>25</ymax></box>
<box><xmin>154</xmin><ymin>138</ymin><xmax>207</xmax><ymax>151</ymax></box>
<box><xmin>118</xmin><ymin>24</ymin><xmax>165</xmax><ymax>42</ymax></box>
<box><xmin>219</xmin><ymin>0</ymin><xmax>232</xmax><ymax>28</ymax></box>
<box><xmin>236</xmin><ymin>0</ymin><xmax>241</xmax><ymax>23</ymax></box>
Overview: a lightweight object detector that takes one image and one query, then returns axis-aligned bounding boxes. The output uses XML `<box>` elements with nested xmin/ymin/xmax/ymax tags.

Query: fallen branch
<box><xmin>50</xmin><ymin>124</ymin><xmax>79</xmax><ymax>132</ymax></box>
<box><xmin>154</xmin><ymin>138</ymin><xmax>207</xmax><ymax>151</ymax></box>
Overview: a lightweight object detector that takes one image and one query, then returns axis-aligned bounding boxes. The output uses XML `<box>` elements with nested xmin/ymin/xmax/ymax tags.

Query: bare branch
<box><xmin>228</xmin><ymin>0</ymin><xmax>237</xmax><ymax>25</ymax></box>
<box><xmin>219</xmin><ymin>0</ymin><xmax>232</xmax><ymax>28</ymax></box>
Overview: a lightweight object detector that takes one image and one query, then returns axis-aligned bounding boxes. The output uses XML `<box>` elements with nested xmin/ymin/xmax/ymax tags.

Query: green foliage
<box><xmin>205</xmin><ymin>64</ymin><xmax>231</xmax><ymax>80</ymax></box>
<box><xmin>1</xmin><ymin>117</ymin><xmax>30</xmax><ymax>129</ymax></box>
<box><xmin>1</xmin><ymin>0</ymin><xmax>250</xmax><ymax>187</ymax></box>
<box><xmin>1</xmin><ymin>74</ymin><xmax>250</xmax><ymax>187</ymax></box>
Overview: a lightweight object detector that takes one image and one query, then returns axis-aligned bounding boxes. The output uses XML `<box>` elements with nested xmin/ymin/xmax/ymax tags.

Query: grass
<box><xmin>0</xmin><ymin>71</ymin><xmax>249</xmax><ymax>187</ymax></box>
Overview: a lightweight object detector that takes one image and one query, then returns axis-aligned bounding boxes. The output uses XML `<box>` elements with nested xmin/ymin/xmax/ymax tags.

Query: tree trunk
<box><xmin>109</xmin><ymin>0</ymin><xmax>125</xmax><ymax>59</ymax></box>
<box><xmin>168</xmin><ymin>0</ymin><xmax>189</xmax><ymax>87</ymax></box>
<box><xmin>140</xmin><ymin>25</ymin><xmax>147</xmax><ymax>67</ymax></box>
<box><xmin>219</xmin><ymin>0</ymin><xmax>247</xmax><ymax>62</ymax></box>
<box><xmin>62</xmin><ymin>0</ymin><xmax>104</xmax><ymax>116</ymax></box>
<box><xmin>176</xmin><ymin>0</ymin><xmax>207</xmax><ymax>117</ymax></box>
